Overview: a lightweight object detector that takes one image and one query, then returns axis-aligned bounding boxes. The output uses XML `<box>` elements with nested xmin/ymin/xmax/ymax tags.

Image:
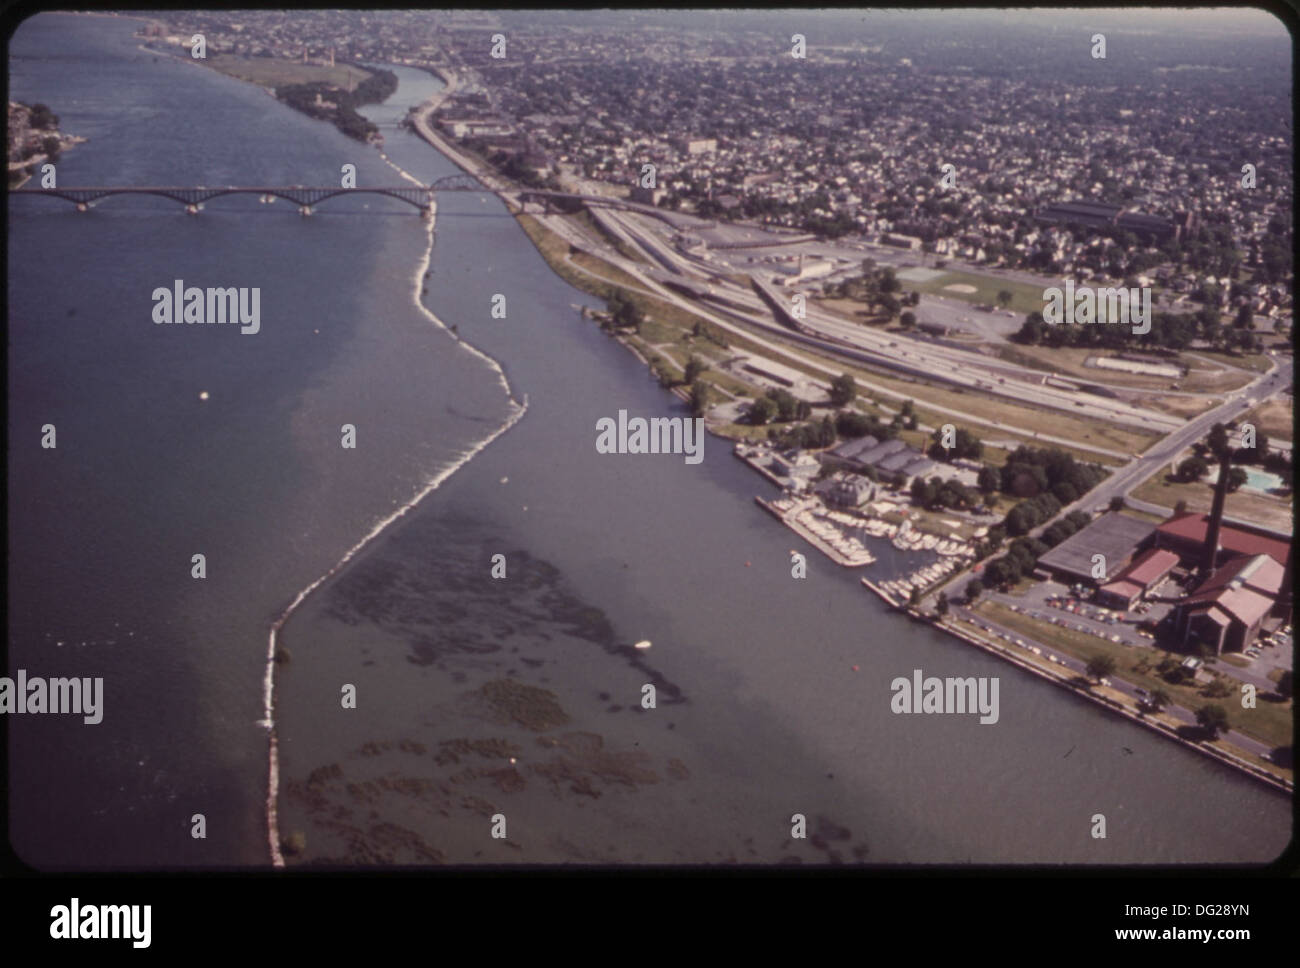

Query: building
<box><xmin>815</xmin><ymin>473</ymin><xmax>876</xmax><ymax>509</ymax></box>
<box><xmin>775</xmin><ymin>254</ymin><xmax>836</xmax><ymax>287</ymax></box>
<box><xmin>676</xmin><ymin>137</ymin><xmax>716</xmax><ymax>156</ymax></box>
<box><xmin>880</xmin><ymin>232</ymin><xmax>922</xmax><ymax>250</ymax></box>
<box><xmin>1095</xmin><ymin>548</ymin><xmax>1180</xmax><ymax>610</ymax></box>
<box><xmin>1174</xmin><ymin>554</ymin><xmax>1285</xmax><ymax>654</ymax></box>
<box><xmin>1033</xmin><ymin>200</ymin><xmax>1184</xmax><ymax>242</ymax></box>
<box><xmin>1150</xmin><ymin>512</ymin><xmax>1290</xmax><ymax>571</ymax></box>
<box><xmin>629</xmin><ymin>184</ymin><xmax>667</xmax><ymax>205</ymax></box>
<box><xmin>768</xmin><ymin>449</ymin><xmax>821</xmax><ymax>491</ymax></box>
<box><xmin>1165</xmin><ymin>458</ymin><xmax>1289</xmax><ymax>653</ymax></box>
<box><xmin>822</xmin><ymin>435</ymin><xmax>935</xmax><ymax>486</ymax></box>
<box><xmin>1036</xmin><ymin>512</ymin><xmax>1157</xmax><ymax>586</ymax></box>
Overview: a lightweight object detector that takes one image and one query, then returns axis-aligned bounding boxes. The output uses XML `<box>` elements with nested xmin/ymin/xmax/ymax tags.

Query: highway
<box><xmin>589</xmin><ymin>207</ymin><xmax>1224</xmax><ymax>436</ymax></box>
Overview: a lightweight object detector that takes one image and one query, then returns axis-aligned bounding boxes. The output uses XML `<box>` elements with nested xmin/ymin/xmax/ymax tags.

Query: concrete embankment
<box><xmin>856</xmin><ymin>579</ymin><xmax>1292</xmax><ymax>795</ymax></box>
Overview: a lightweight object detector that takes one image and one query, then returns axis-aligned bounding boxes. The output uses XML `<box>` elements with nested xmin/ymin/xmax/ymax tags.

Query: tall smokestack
<box><xmin>1202</xmin><ymin>449</ymin><xmax>1231</xmax><ymax>576</ymax></box>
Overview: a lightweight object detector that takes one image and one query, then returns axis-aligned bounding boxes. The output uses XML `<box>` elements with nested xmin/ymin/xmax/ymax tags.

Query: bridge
<box><xmin>7</xmin><ymin>173</ymin><xmax>493</xmax><ymax>215</ymax></box>
<box><xmin>10</xmin><ymin>172</ymin><xmax>710</xmax><ymax>228</ymax></box>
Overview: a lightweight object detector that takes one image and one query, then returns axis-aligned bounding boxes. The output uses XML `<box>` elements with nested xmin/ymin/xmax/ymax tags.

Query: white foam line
<box><xmin>264</xmin><ymin>170</ymin><xmax>528</xmax><ymax>868</ymax></box>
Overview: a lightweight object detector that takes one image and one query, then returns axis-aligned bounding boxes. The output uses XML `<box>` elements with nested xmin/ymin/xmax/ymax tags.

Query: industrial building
<box><xmin>1174</xmin><ymin>554</ymin><xmax>1285</xmax><ymax>655</ymax></box>
<box><xmin>1162</xmin><ymin>451</ymin><xmax>1293</xmax><ymax>653</ymax></box>
<box><xmin>823</xmin><ymin>435</ymin><xmax>936</xmax><ymax>486</ymax></box>
<box><xmin>1095</xmin><ymin>548</ymin><xmax>1180</xmax><ymax>610</ymax></box>
<box><xmin>1035</xmin><ymin>512</ymin><xmax>1156</xmax><ymax>586</ymax></box>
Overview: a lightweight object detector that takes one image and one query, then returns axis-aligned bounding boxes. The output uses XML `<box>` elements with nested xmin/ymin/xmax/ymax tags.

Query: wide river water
<box><xmin>7</xmin><ymin>12</ymin><xmax>1291</xmax><ymax>867</ymax></box>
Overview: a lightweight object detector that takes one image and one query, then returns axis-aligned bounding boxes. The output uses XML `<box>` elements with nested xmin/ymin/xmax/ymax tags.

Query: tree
<box><xmin>899</xmin><ymin>311</ymin><xmax>917</xmax><ymax>329</ymax></box>
<box><xmin>908</xmin><ymin>588</ymin><xmax>922</xmax><ymax>608</ymax></box>
<box><xmin>1108</xmin><ymin>496</ymin><xmax>1126</xmax><ymax>512</ymax></box>
<box><xmin>767</xmin><ymin>388</ymin><xmax>800</xmax><ymax>422</ymax></box>
<box><xmin>936</xmin><ymin>592</ymin><xmax>949</xmax><ymax>617</ymax></box>
<box><xmin>689</xmin><ymin>381</ymin><xmax>710</xmax><ymax>418</ymax></box>
<box><xmin>1278</xmin><ymin>670</ymin><xmax>1293</xmax><ymax>699</ymax></box>
<box><xmin>1173</xmin><ymin>499</ymin><xmax>1188</xmax><ymax>515</ymax></box>
<box><xmin>996</xmin><ymin>289</ymin><xmax>1013</xmax><ymax>309</ymax></box>
<box><xmin>604</xmin><ymin>290</ymin><xmax>642</xmax><ymax>331</ymax></box>
<box><xmin>1224</xmin><ymin>467</ymin><xmax>1249</xmax><ymax>493</ymax></box>
<box><xmin>1196</xmin><ymin>704</ymin><xmax>1230</xmax><ymax>740</ymax></box>
<box><xmin>29</xmin><ymin>103</ymin><xmax>58</xmax><ymax>129</ymax></box>
<box><xmin>965</xmin><ymin>579</ymin><xmax>984</xmax><ymax>603</ymax></box>
<box><xmin>1148</xmin><ymin>688</ymin><xmax>1171</xmax><ymax>713</ymax></box>
<box><xmin>1206</xmin><ymin>423</ymin><xmax>1231</xmax><ymax>461</ymax></box>
<box><xmin>828</xmin><ymin>373</ymin><xmax>857</xmax><ymax>407</ymax></box>
<box><xmin>683</xmin><ymin>355</ymin><xmax>707</xmax><ymax>385</ymax></box>
<box><xmin>749</xmin><ymin>396</ymin><xmax>777</xmax><ymax>426</ymax></box>
<box><xmin>1202</xmin><ymin>676</ymin><xmax>1232</xmax><ymax>699</ymax></box>
<box><xmin>977</xmin><ymin>465</ymin><xmax>1000</xmax><ymax>496</ymax></box>
<box><xmin>1176</xmin><ymin>456</ymin><xmax>1208</xmax><ymax>483</ymax></box>
<box><xmin>1086</xmin><ymin>655</ymin><xmax>1117</xmax><ymax>682</ymax></box>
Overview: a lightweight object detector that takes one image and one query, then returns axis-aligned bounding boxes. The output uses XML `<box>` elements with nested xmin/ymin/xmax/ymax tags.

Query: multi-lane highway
<box><xmin>584</xmin><ymin>206</ymin><xmax>1280</xmax><ymax>437</ymax></box>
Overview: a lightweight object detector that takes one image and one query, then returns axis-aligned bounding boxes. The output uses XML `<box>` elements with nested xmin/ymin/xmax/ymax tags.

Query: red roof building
<box><xmin>1153</xmin><ymin>513</ymin><xmax>1290</xmax><ymax>569</ymax></box>
<box><xmin>1174</xmin><ymin>554</ymin><xmax>1285</xmax><ymax>654</ymax></box>
<box><xmin>1096</xmin><ymin>548</ymin><xmax>1180</xmax><ymax>610</ymax></box>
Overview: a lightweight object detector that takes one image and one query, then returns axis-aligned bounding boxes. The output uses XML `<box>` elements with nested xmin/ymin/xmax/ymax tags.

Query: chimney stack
<box><xmin>1202</xmin><ymin>449</ymin><xmax>1232</xmax><ymax>577</ymax></box>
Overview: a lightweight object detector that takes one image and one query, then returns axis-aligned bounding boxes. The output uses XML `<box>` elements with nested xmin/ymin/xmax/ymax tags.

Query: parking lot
<box><xmin>993</xmin><ymin>580</ymin><xmax>1293</xmax><ymax>690</ymax></box>
<box><xmin>992</xmin><ymin>579</ymin><xmax>1170</xmax><ymax>650</ymax></box>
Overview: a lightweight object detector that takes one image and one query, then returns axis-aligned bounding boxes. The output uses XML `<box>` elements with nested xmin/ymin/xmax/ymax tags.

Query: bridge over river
<box><xmin>10</xmin><ymin>174</ymin><xmax>707</xmax><ymax>228</ymax></box>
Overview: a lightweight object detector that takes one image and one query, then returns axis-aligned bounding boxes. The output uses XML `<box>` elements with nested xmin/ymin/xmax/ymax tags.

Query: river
<box><xmin>7</xmin><ymin>12</ymin><xmax>1291</xmax><ymax>868</ymax></box>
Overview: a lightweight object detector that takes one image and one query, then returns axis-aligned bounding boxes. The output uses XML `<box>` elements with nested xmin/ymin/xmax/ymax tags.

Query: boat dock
<box><xmin>755</xmin><ymin>496</ymin><xmax>876</xmax><ymax>567</ymax></box>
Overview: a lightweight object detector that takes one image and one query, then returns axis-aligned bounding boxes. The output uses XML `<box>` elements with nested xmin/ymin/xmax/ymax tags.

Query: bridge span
<box><xmin>11</xmin><ymin>174</ymin><xmax>711</xmax><ymax>228</ymax></box>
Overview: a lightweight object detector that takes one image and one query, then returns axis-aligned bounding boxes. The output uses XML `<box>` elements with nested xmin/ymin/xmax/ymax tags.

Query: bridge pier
<box><xmin>76</xmin><ymin>202</ymin><xmax>87</xmax><ymax>212</ymax></box>
<box><xmin>420</xmin><ymin>205</ymin><xmax>432</xmax><ymax>220</ymax></box>
<box><xmin>186</xmin><ymin>204</ymin><xmax>198</xmax><ymax>215</ymax></box>
<box><xmin>299</xmin><ymin>205</ymin><xmax>313</xmax><ymax>217</ymax></box>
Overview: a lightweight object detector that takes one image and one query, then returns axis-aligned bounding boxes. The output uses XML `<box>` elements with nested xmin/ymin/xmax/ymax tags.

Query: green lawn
<box><xmin>905</xmin><ymin>269</ymin><xmax>1049</xmax><ymax>316</ymax></box>
<box><xmin>206</xmin><ymin>52</ymin><xmax>371</xmax><ymax>91</ymax></box>
<box><xmin>1131</xmin><ymin>466</ymin><xmax>1293</xmax><ymax>532</ymax></box>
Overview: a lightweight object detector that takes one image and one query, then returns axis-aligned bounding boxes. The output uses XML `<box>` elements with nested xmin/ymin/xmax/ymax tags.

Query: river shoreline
<box><xmin>398</xmin><ymin>85</ymin><xmax>1295</xmax><ymax>800</ymax></box>
<box><xmin>855</xmin><ymin>579</ymin><xmax>1294</xmax><ymax>795</ymax></box>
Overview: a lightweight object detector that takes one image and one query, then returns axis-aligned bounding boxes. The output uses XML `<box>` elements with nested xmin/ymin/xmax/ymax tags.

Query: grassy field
<box><xmin>811</xmin><ymin>297</ymin><xmax>891</xmax><ymax>325</ymax></box>
<box><xmin>714</xmin><ymin>421</ymin><xmax>778</xmax><ymax>442</ymax></box>
<box><xmin>903</xmin><ymin>268</ymin><xmax>1048</xmax><ymax>316</ymax></box>
<box><xmin>569</xmin><ymin>210</ymin><xmax>652</xmax><ymax>265</ymax></box>
<box><xmin>1241</xmin><ymin>397</ymin><xmax>1294</xmax><ymax>443</ymax></box>
<box><xmin>1130</xmin><ymin>466</ymin><xmax>1293</xmax><ymax>532</ymax></box>
<box><xmin>1142</xmin><ymin>394</ymin><xmax>1219</xmax><ymax>420</ymax></box>
<box><xmin>569</xmin><ymin>250</ymin><xmax>648</xmax><ymax>292</ymax></box>
<box><xmin>992</xmin><ymin>344</ymin><xmax>1251</xmax><ymax>395</ymax></box>
<box><xmin>206</xmin><ymin>52</ymin><xmax>371</xmax><ymax>91</ymax></box>
<box><xmin>826</xmin><ymin>356</ymin><xmax>1161</xmax><ymax>456</ymax></box>
<box><xmin>516</xmin><ymin>212</ymin><xmax>1156</xmax><ymax>470</ymax></box>
<box><xmin>1187</xmin><ymin>349</ymin><xmax>1274</xmax><ymax>374</ymax></box>
<box><xmin>975</xmin><ymin>601</ymin><xmax>1292</xmax><ymax>751</ymax></box>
